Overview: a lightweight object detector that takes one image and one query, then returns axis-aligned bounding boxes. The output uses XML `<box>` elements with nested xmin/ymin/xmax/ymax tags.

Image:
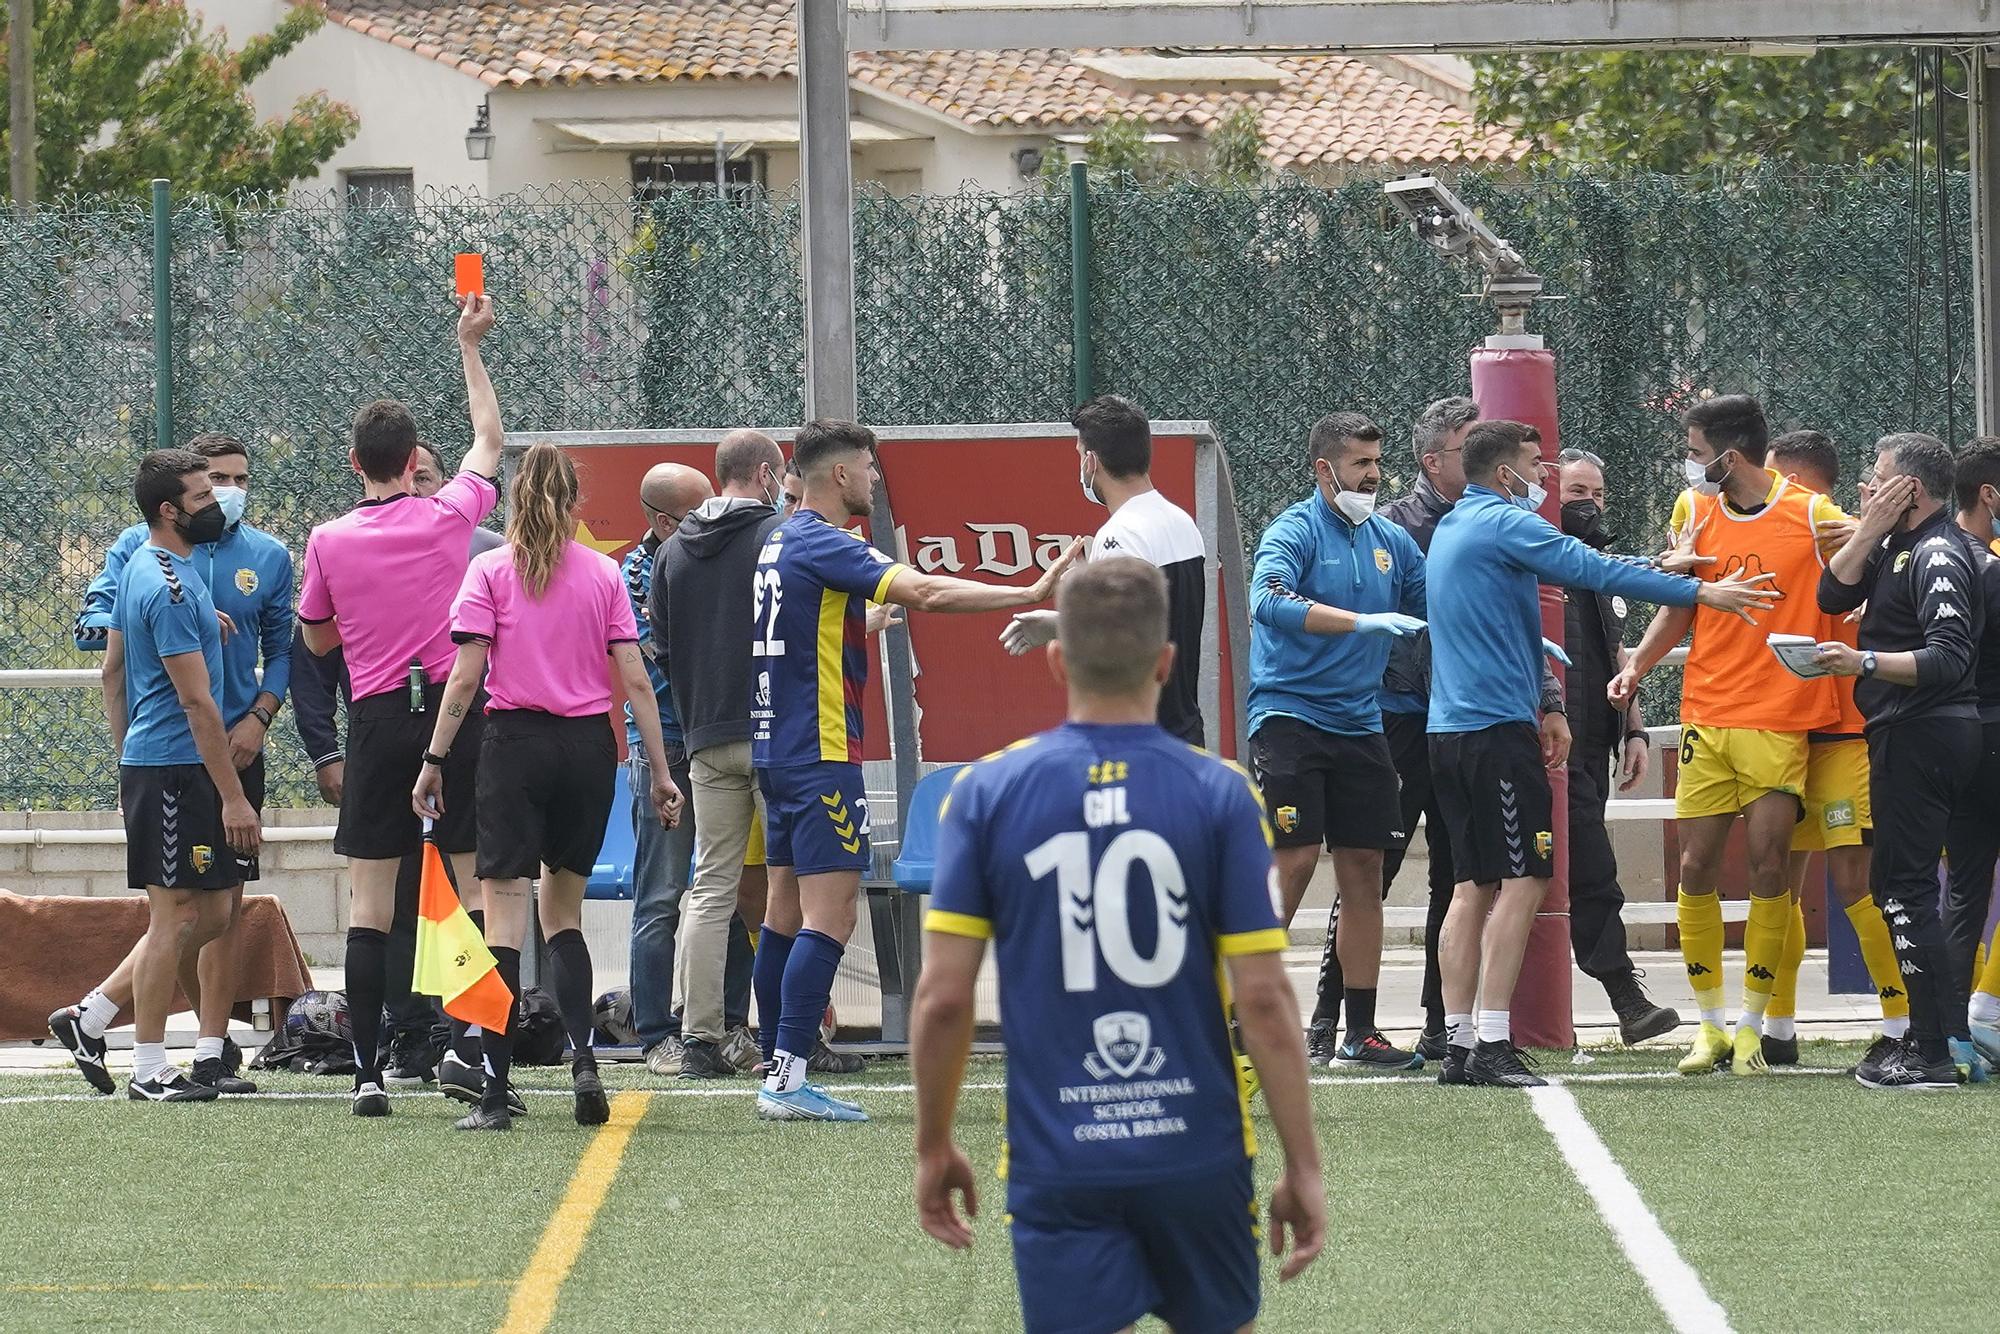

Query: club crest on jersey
<box><xmin>1085</xmin><ymin>1011</ymin><xmax>1166</xmax><ymax>1080</ymax></box>
<box><xmin>755</xmin><ymin>672</ymin><xmax>771</xmax><ymax>709</ymax></box>
<box><xmin>234</xmin><ymin>567</ymin><xmax>258</xmax><ymax>595</ymax></box>
<box><xmin>1534</xmin><ymin>831</ymin><xmax>1553</xmax><ymax>859</ymax></box>
<box><xmin>1894</xmin><ymin>551</ymin><xmax>1911</xmax><ymax>573</ymax></box>
<box><xmin>191</xmin><ymin>845</ymin><xmax>215</xmax><ymax>873</ymax></box>
<box><xmin>1374</xmin><ymin>548</ymin><xmax>1392</xmax><ymax>573</ymax></box>
<box><xmin>1275</xmin><ymin>805</ymin><xmax>1299</xmax><ymax>834</ymax></box>
<box><xmin>1611</xmin><ymin>596</ymin><xmax>1629</xmax><ymax>618</ymax></box>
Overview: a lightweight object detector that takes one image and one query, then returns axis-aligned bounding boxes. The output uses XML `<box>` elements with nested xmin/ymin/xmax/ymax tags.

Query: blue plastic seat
<box><xmin>586</xmin><ymin>763</ymin><xmax>636</xmax><ymax>900</ymax></box>
<box><xmin>890</xmin><ymin>764</ymin><xmax>968</xmax><ymax>892</ymax></box>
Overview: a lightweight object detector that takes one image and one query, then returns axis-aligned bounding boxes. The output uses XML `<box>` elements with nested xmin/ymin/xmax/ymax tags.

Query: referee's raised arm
<box><xmin>457</xmin><ymin>294</ymin><xmax>503</xmax><ymax>479</ymax></box>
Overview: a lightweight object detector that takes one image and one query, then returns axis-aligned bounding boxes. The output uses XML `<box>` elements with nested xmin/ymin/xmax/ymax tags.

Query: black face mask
<box><xmin>174</xmin><ymin>500</ymin><xmax>228</xmax><ymax>546</ymax></box>
<box><xmin>1560</xmin><ymin>499</ymin><xmax>1612</xmax><ymax>548</ymax></box>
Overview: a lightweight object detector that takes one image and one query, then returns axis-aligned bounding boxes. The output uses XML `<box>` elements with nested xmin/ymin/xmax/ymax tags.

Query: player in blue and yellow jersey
<box><xmin>750</xmin><ymin>420</ymin><xmax>1081</xmax><ymax>1122</ymax></box>
<box><xmin>911</xmin><ymin>557</ymin><xmax>1324</xmax><ymax>1334</ymax></box>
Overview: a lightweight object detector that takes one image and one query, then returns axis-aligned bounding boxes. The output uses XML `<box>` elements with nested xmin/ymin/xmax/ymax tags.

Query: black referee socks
<box><xmin>546</xmin><ymin>929</ymin><xmax>595</xmax><ymax>1065</ymax></box>
<box><xmin>344</xmin><ymin>927</ymin><xmax>389</xmax><ymax>1081</ymax></box>
<box><xmin>481</xmin><ymin>946</ymin><xmax>522</xmax><ymax>1114</ymax></box>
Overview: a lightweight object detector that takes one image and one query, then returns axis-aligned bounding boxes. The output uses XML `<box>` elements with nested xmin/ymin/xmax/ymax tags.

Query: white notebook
<box><xmin>1767</xmin><ymin>633</ymin><xmax>1834</xmax><ymax>680</ymax></box>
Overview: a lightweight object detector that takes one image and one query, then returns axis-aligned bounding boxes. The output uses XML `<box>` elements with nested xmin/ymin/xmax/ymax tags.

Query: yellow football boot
<box><xmin>1729</xmin><ymin>1023</ymin><xmax>1769</xmax><ymax>1077</ymax></box>
<box><xmin>1677</xmin><ymin>1021</ymin><xmax>1733</xmax><ymax>1074</ymax></box>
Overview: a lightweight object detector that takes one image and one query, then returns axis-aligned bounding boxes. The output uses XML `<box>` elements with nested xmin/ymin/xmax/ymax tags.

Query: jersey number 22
<box><xmin>752</xmin><ymin>568</ymin><xmax>784</xmax><ymax>656</ymax></box>
<box><xmin>1026</xmin><ymin>830</ymin><xmax>1188</xmax><ymax>992</ymax></box>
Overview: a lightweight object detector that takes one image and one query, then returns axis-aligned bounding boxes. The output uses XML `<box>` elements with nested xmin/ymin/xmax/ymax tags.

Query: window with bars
<box><xmin>631</xmin><ymin>152</ymin><xmax>765</xmax><ymax>204</ymax></box>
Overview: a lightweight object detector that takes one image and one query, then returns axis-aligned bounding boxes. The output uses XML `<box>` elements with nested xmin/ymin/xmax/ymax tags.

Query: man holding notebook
<box><xmin>1609</xmin><ymin>395</ymin><xmax>1844</xmax><ymax>1077</ymax></box>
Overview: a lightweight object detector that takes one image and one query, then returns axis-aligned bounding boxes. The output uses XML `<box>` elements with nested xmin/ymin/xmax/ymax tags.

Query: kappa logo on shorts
<box><xmin>1824</xmin><ymin>799</ymin><xmax>1856</xmax><ymax>829</ymax></box>
<box><xmin>234</xmin><ymin>567</ymin><xmax>259</xmax><ymax>595</ymax></box>
<box><xmin>1084</xmin><ymin>1011</ymin><xmax>1166</xmax><ymax>1080</ymax></box>
<box><xmin>1275</xmin><ymin>805</ymin><xmax>1299</xmax><ymax>834</ymax></box>
<box><xmin>190</xmin><ymin>845</ymin><xmax>215</xmax><ymax>873</ymax></box>
<box><xmin>821</xmin><ymin>791</ymin><xmax>862</xmax><ymax>854</ymax></box>
<box><xmin>1534</xmin><ymin>830</ymin><xmax>1553</xmax><ymax>859</ymax></box>
<box><xmin>1373</xmin><ymin>548</ymin><xmax>1392</xmax><ymax>573</ymax></box>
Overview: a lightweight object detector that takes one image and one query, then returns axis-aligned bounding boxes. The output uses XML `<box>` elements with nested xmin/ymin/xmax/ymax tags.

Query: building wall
<box><xmin>197</xmin><ymin>0</ymin><xmax>492</xmax><ymax>195</ymax></box>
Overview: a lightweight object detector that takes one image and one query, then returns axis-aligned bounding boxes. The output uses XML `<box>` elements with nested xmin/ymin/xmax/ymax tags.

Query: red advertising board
<box><xmin>514</xmin><ymin>426</ymin><xmax>1241</xmax><ymax>765</ymax></box>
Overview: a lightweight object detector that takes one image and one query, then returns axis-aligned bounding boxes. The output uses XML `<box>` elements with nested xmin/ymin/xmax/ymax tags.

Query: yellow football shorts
<box><xmin>1792</xmin><ymin>737</ymin><xmax>1870</xmax><ymax>852</ymax></box>
<box><xmin>1673</xmin><ymin>725</ymin><xmax>1809</xmax><ymax>819</ymax></box>
<box><xmin>746</xmin><ymin>807</ymin><xmax>767</xmax><ymax>868</ymax></box>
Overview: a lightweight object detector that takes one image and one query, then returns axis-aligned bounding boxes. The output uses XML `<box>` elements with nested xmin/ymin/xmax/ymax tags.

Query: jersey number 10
<box><xmin>1025</xmin><ymin>830</ymin><xmax>1189</xmax><ymax>993</ymax></box>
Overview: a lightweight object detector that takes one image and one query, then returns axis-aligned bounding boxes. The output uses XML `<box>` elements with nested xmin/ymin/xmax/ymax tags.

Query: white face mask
<box><xmin>1332</xmin><ymin>489</ymin><xmax>1376</xmax><ymax>525</ymax></box>
<box><xmin>1500</xmin><ymin>468</ymin><xmax>1546</xmax><ymax>512</ymax></box>
<box><xmin>1080</xmin><ymin>458</ymin><xmax>1101</xmax><ymax>507</ymax></box>
<box><xmin>213</xmin><ymin>484</ymin><xmax>247</xmax><ymax>528</ymax></box>
<box><xmin>1684</xmin><ymin>455</ymin><xmax>1725</xmax><ymax>496</ymax></box>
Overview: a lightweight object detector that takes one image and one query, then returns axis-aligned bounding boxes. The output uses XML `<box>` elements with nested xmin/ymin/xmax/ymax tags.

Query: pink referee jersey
<box><xmin>298</xmin><ymin>471</ymin><xmax>499</xmax><ymax>701</ymax></box>
<box><xmin>449</xmin><ymin>541</ymin><xmax>638</xmax><ymax>716</ymax></box>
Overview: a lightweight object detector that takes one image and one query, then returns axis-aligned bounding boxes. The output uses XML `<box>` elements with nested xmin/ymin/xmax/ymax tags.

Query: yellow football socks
<box><xmin>1845</xmin><ymin>897</ymin><xmax>1910</xmax><ymax>1034</ymax></box>
<box><xmin>1678</xmin><ymin>888</ymin><xmax>1726</xmax><ymax>1026</ymax></box>
<box><xmin>1738</xmin><ymin>892</ymin><xmax>1791</xmax><ymax>1031</ymax></box>
<box><xmin>1977</xmin><ymin>920</ymin><xmax>2000</xmax><ymax>1006</ymax></box>
<box><xmin>1764</xmin><ymin>898</ymin><xmax>1807</xmax><ymax>1040</ymax></box>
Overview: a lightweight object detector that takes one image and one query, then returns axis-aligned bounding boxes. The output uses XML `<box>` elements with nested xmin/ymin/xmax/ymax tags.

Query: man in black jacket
<box><xmin>1553</xmin><ymin>449</ymin><xmax>1679</xmax><ymax>1044</ymax></box>
<box><xmin>1306</xmin><ymin>396</ymin><xmax>1569</xmax><ymax>1063</ymax></box>
<box><xmin>1817</xmin><ymin>432</ymin><xmax>1983</xmax><ymax>1090</ymax></box>
<box><xmin>658</xmin><ymin>431</ymin><xmax>860</xmax><ymax>1080</ymax></box>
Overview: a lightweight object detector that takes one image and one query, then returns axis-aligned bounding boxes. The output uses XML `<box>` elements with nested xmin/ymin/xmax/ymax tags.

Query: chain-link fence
<box><xmin>0</xmin><ymin>171</ymin><xmax>1975</xmax><ymax>807</ymax></box>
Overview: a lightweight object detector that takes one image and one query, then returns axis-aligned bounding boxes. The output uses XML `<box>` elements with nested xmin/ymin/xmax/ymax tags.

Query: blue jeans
<box><xmin>629</xmin><ymin>745</ymin><xmax>695</xmax><ymax>1050</ymax></box>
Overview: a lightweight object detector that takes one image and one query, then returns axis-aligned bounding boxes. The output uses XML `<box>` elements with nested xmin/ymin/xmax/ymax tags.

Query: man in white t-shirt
<box><xmin>1002</xmin><ymin>395</ymin><xmax>1209</xmax><ymax>745</ymax></box>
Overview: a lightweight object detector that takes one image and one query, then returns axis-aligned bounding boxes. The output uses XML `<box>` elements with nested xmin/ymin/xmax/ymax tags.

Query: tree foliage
<box><xmin>1</xmin><ymin>0</ymin><xmax>357</xmax><ymax>199</ymax></box>
<box><xmin>1039</xmin><ymin>109</ymin><xmax>1269</xmax><ymax>189</ymax></box>
<box><xmin>1473</xmin><ymin>49</ymin><xmax>1967</xmax><ymax>175</ymax></box>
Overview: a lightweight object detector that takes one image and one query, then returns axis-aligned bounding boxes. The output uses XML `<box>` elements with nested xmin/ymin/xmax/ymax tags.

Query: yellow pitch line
<box><xmin>497</xmin><ymin>1089</ymin><xmax>651</xmax><ymax>1334</ymax></box>
<box><xmin>8</xmin><ymin>1279</ymin><xmax>510</xmax><ymax>1295</ymax></box>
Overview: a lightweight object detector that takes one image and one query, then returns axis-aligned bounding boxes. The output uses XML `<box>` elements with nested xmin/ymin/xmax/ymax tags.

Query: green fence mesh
<box><xmin>0</xmin><ymin>171</ymin><xmax>1975</xmax><ymax>807</ymax></box>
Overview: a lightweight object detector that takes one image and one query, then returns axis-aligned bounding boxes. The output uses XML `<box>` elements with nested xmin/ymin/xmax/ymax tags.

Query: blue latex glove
<box><xmin>1542</xmin><ymin>637</ymin><xmax>1572</xmax><ymax>667</ymax></box>
<box><xmin>1353</xmin><ymin>612</ymin><xmax>1426</xmax><ymax>638</ymax></box>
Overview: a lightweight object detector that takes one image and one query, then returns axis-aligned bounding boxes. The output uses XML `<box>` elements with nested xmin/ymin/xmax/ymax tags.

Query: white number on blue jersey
<box><xmin>1025</xmin><ymin>830</ymin><xmax>1188</xmax><ymax>993</ymax></box>
<box><xmin>752</xmin><ymin>568</ymin><xmax>785</xmax><ymax>656</ymax></box>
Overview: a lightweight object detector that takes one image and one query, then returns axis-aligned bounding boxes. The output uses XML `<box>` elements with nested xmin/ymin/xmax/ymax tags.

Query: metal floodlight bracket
<box><xmin>1384</xmin><ymin>174</ymin><xmax>1547</xmax><ymax>338</ymax></box>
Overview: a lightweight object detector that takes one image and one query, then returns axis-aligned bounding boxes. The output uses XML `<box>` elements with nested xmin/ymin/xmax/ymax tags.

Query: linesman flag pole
<box><xmin>413</xmin><ymin>819</ymin><xmax>512</xmax><ymax>1032</ymax></box>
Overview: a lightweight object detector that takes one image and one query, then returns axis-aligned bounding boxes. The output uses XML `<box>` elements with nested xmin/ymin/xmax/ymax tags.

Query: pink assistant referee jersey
<box><xmin>297</xmin><ymin>471</ymin><xmax>498</xmax><ymax>701</ymax></box>
<box><xmin>449</xmin><ymin>541</ymin><xmax>637</xmax><ymax>716</ymax></box>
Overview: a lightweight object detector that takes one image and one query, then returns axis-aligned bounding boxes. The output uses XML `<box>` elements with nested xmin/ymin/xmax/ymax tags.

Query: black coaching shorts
<box><xmin>337</xmin><ymin>682</ymin><xmax>484</xmax><ymax>860</ymax></box>
<box><xmin>121</xmin><ymin>762</ymin><xmax>252</xmax><ymax>891</ymax></box>
<box><xmin>1249</xmin><ymin>717</ymin><xmax>1406</xmax><ymax>852</ymax></box>
<box><xmin>1429</xmin><ymin>723</ymin><xmax>1555</xmax><ymax>886</ymax></box>
<box><xmin>475</xmin><ymin>710</ymin><xmax>617</xmax><ymax>881</ymax></box>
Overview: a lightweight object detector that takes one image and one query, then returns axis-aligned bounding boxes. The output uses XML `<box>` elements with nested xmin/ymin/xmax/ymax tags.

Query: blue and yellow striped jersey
<box><xmin>929</xmin><ymin>722</ymin><xmax>1284</xmax><ymax>1188</ymax></box>
<box><xmin>750</xmin><ymin>509</ymin><xmax>906</xmax><ymax>769</ymax></box>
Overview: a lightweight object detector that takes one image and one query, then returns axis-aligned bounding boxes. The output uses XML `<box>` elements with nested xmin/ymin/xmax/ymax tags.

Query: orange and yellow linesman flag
<box><xmin>412</xmin><ymin>837</ymin><xmax>511</xmax><ymax>1032</ymax></box>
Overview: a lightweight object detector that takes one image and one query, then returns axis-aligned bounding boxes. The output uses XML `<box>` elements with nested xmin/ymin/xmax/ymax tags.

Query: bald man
<box><xmin>656</xmin><ymin>430</ymin><xmax>813</xmax><ymax>1079</ymax></box>
<box><xmin>619</xmin><ymin>463</ymin><xmax>713</xmax><ymax>1074</ymax></box>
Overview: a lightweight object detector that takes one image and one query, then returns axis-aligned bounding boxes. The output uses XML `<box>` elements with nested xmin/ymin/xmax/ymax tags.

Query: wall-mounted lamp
<box><xmin>465</xmin><ymin>97</ymin><xmax>495</xmax><ymax>162</ymax></box>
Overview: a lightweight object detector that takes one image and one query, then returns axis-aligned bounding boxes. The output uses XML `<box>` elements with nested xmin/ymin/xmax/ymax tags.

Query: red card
<box><xmin>454</xmin><ymin>253</ymin><xmax>484</xmax><ymax>298</ymax></box>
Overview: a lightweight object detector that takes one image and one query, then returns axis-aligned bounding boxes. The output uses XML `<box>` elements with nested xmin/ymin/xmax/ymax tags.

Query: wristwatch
<box><xmin>422</xmin><ymin>750</ymin><xmax>449</xmax><ymax>767</ymax></box>
<box><xmin>250</xmin><ymin>704</ymin><xmax>275</xmax><ymax>727</ymax></box>
<box><xmin>1860</xmin><ymin>651</ymin><xmax>1879</xmax><ymax>679</ymax></box>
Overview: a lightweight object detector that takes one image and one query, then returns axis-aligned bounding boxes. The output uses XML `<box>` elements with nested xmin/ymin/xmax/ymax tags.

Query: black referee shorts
<box><xmin>1429</xmin><ymin>723</ymin><xmax>1554</xmax><ymax>887</ymax></box>
<box><xmin>1249</xmin><ymin>716</ymin><xmax>1406</xmax><ymax>851</ymax></box>
<box><xmin>475</xmin><ymin>710</ymin><xmax>617</xmax><ymax>881</ymax></box>
<box><xmin>337</xmin><ymin>682</ymin><xmax>483</xmax><ymax>860</ymax></box>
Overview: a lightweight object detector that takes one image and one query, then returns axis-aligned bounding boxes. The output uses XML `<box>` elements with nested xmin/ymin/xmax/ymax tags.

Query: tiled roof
<box><xmin>851</xmin><ymin>49</ymin><xmax>1526</xmax><ymax>167</ymax></box>
<box><xmin>322</xmin><ymin>2</ymin><xmax>1526</xmax><ymax>165</ymax></box>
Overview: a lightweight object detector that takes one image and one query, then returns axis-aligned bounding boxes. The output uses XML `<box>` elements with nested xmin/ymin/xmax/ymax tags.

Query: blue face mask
<box><xmin>213</xmin><ymin>485</ymin><xmax>246</xmax><ymax>528</ymax></box>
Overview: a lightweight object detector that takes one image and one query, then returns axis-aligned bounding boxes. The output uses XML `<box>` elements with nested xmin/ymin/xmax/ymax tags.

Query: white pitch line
<box><xmin>0</xmin><ymin>1066</ymin><xmax>1853</xmax><ymax>1106</ymax></box>
<box><xmin>1528</xmin><ymin>1082</ymin><xmax>1734</xmax><ymax>1334</ymax></box>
